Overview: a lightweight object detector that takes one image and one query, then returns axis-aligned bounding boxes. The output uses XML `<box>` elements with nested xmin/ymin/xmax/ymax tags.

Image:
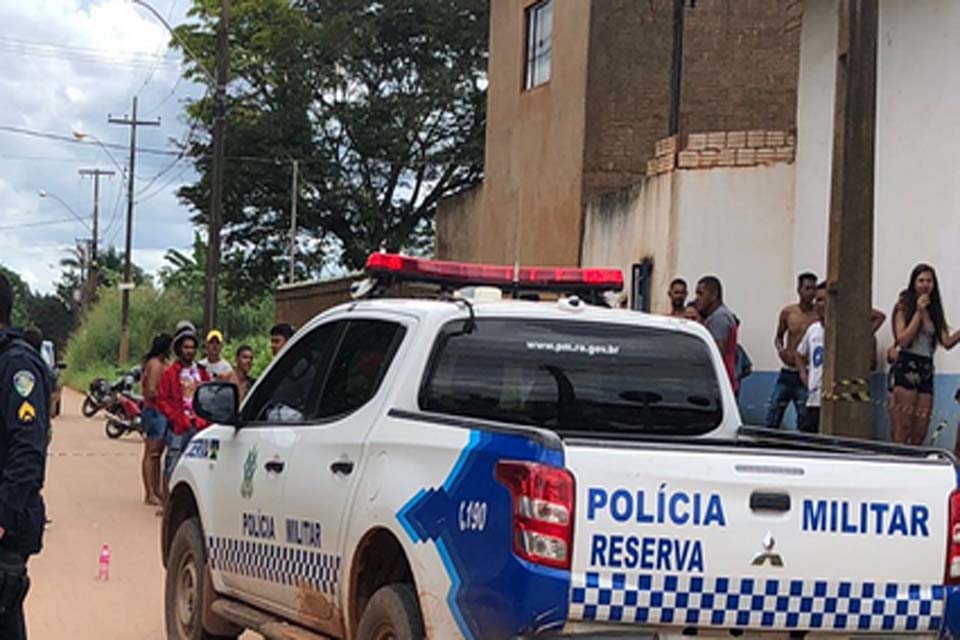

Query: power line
<box><xmin>0</xmin><ymin>217</ymin><xmax>88</xmax><ymax>231</ymax></box>
<box><xmin>134</xmin><ymin>0</ymin><xmax>183</xmax><ymax>97</ymax></box>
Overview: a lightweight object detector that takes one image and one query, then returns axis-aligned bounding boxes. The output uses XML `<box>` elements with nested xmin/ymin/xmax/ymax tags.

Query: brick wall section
<box><xmin>646</xmin><ymin>130</ymin><xmax>797</xmax><ymax>175</ymax></box>
<box><xmin>581</xmin><ymin>0</ymin><xmax>800</xmax><ymax>199</ymax></box>
<box><xmin>681</xmin><ymin>0</ymin><xmax>801</xmax><ymax>134</ymax></box>
<box><xmin>582</xmin><ymin>0</ymin><xmax>673</xmax><ymax>197</ymax></box>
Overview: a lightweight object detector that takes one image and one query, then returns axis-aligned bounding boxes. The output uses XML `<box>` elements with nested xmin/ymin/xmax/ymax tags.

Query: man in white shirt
<box><xmin>199</xmin><ymin>329</ymin><xmax>234</xmax><ymax>381</ymax></box>
<box><xmin>796</xmin><ymin>283</ymin><xmax>826</xmax><ymax>434</ymax></box>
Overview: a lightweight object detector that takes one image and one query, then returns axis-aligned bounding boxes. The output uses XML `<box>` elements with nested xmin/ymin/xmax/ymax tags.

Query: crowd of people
<box><xmin>137</xmin><ymin>321</ymin><xmax>296</xmax><ymax>510</ymax></box>
<box><xmin>667</xmin><ymin>263</ymin><xmax>960</xmax><ymax>445</ymax></box>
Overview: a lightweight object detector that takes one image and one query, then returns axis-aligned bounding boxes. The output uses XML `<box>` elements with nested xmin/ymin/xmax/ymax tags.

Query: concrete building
<box><xmin>580</xmin><ymin>0</ymin><xmax>960</xmax><ymax>444</ymax></box>
<box><xmin>437</xmin><ymin>0</ymin><xmax>801</xmax><ymax>268</ymax></box>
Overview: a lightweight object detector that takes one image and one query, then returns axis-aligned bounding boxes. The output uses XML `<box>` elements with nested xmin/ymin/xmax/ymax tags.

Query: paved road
<box><xmin>27</xmin><ymin>389</ymin><xmax>260</xmax><ymax>639</ymax></box>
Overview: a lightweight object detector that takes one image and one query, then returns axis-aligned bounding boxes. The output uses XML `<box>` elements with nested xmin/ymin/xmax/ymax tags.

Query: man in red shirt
<box><xmin>158</xmin><ymin>328</ymin><xmax>210</xmax><ymax>495</ymax></box>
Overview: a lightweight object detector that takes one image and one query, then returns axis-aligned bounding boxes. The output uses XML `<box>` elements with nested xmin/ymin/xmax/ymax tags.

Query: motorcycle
<box><xmin>81</xmin><ymin>367</ymin><xmax>145</xmax><ymax>439</ymax></box>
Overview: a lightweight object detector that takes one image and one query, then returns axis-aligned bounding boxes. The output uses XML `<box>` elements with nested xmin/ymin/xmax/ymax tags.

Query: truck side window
<box><xmin>242</xmin><ymin>321</ymin><xmax>342</xmax><ymax>424</ymax></box>
<box><xmin>315</xmin><ymin>320</ymin><xmax>406</xmax><ymax>420</ymax></box>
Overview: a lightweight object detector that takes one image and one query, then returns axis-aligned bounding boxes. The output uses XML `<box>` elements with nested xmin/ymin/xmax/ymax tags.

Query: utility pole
<box><xmin>78</xmin><ymin>168</ymin><xmax>116</xmax><ymax>303</ymax></box>
<box><xmin>110</xmin><ymin>96</ymin><xmax>160</xmax><ymax>366</ymax></box>
<box><xmin>203</xmin><ymin>0</ymin><xmax>230</xmax><ymax>334</ymax></box>
<box><xmin>289</xmin><ymin>159</ymin><xmax>299</xmax><ymax>283</ymax></box>
<box><xmin>821</xmin><ymin>0</ymin><xmax>878</xmax><ymax>438</ymax></box>
<box><xmin>668</xmin><ymin>0</ymin><xmax>686</xmax><ymax>136</ymax></box>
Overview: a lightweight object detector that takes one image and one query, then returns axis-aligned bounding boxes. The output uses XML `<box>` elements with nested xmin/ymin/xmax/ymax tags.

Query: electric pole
<box><xmin>821</xmin><ymin>0</ymin><xmax>878</xmax><ymax>438</ymax></box>
<box><xmin>78</xmin><ymin>168</ymin><xmax>116</xmax><ymax>303</ymax></box>
<box><xmin>203</xmin><ymin>0</ymin><xmax>230</xmax><ymax>334</ymax></box>
<box><xmin>109</xmin><ymin>96</ymin><xmax>160</xmax><ymax>366</ymax></box>
<box><xmin>289</xmin><ymin>159</ymin><xmax>299</xmax><ymax>283</ymax></box>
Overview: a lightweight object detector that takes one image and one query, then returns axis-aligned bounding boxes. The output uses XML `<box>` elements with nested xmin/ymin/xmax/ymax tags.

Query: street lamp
<box><xmin>129</xmin><ymin>0</ymin><xmax>216</xmax><ymax>85</ymax></box>
<box><xmin>38</xmin><ymin>190</ymin><xmax>92</xmax><ymax>233</ymax></box>
<box><xmin>72</xmin><ymin>131</ymin><xmax>127</xmax><ymax>177</ymax></box>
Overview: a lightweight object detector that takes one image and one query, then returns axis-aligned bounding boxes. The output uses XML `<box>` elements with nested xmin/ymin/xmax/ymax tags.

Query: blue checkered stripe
<box><xmin>571</xmin><ymin>572</ymin><xmax>946</xmax><ymax>632</ymax></box>
<box><xmin>208</xmin><ymin>536</ymin><xmax>341</xmax><ymax>595</ymax></box>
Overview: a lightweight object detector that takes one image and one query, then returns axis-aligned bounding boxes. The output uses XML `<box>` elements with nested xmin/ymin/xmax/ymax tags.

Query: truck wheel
<box><xmin>165</xmin><ymin>517</ymin><xmax>237</xmax><ymax>640</ymax></box>
<box><xmin>356</xmin><ymin>584</ymin><xmax>425</xmax><ymax>640</ymax></box>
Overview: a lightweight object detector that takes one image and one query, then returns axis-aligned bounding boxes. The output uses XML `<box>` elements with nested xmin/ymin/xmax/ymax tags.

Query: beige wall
<box><xmin>580</xmin><ymin>173</ymin><xmax>678</xmax><ymax>312</ymax></box>
<box><xmin>438</xmin><ymin>0</ymin><xmax>592</xmax><ymax>267</ymax></box>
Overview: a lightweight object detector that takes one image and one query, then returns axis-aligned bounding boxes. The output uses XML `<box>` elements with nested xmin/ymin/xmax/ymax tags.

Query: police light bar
<box><xmin>365</xmin><ymin>253</ymin><xmax>623</xmax><ymax>292</ymax></box>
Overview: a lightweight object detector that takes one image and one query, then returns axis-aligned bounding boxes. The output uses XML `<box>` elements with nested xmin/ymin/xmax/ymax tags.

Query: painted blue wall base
<box><xmin>737</xmin><ymin>370</ymin><xmax>960</xmax><ymax>450</ymax></box>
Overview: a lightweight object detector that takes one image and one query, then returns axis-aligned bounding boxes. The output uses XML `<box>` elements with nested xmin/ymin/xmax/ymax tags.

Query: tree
<box><xmin>158</xmin><ymin>232</ymin><xmax>206</xmax><ymax>299</ymax></box>
<box><xmin>172</xmin><ymin>0</ymin><xmax>488</xmax><ymax>287</ymax></box>
<box><xmin>0</xmin><ymin>266</ymin><xmax>34</xmax><ymax>327</ymax></box>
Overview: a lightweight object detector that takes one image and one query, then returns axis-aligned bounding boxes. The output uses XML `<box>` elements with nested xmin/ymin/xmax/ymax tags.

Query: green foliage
<box><xmin>171</xmin><ymin>0</ymin><xmax>488</xmax><ymax>288</ymax></box>
<box><xmin>0</xmin><ymin>265</ymin><xmax>34</xmax><ymax>328</ymax></box>
<box><xmin>0</xmin><ymin>264</ymin><xmax>78</xmax><ymax>349</ymax></box>
<box><xmin>61</xmin><ymin>282</ymin><xmax>275</xmax><ymax>390</ymax></box>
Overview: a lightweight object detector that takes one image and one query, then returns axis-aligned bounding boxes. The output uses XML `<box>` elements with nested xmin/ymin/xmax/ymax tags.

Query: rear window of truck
<box><xmin>420</xmin><ymin>318</ymin><xmax>723</xmax><ymax>437</ymax></box>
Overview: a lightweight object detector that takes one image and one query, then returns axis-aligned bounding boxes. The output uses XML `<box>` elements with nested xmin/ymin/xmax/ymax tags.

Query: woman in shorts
<box><xmin>889</xmin><ymin>265</ymin><xmax>960</xmax><ymax>445</ymax></box>
<box><xmin>141</xmin><ymin>333</ymin><xmax>173</xmax><ymax>505</ymax></box>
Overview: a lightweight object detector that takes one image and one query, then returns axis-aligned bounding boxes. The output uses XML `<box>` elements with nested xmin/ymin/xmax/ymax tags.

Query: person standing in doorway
<box><xmin>667</xmin><ymin>278</ymin><xmax>688</xmax><ymax>317</ymax></box>
<box><xmin>695</xmin><ymin>276</ymin><xmax>739</xmax><ymax>394</ymax></box>
<box><xmin>140</xmin><ymin>333</ymin><xmax>172</xmax><ymax>506</ymax></box>
<box><xmin>270</xmin><ymin>323</ymin><xmax>295</xmax><ymax>357</ymax></box>
<box><xmin>0</xmin><ymin>274</ymin><xmax>51</xmax><ymax>640</ymax></box>
<box><xmin>797</xmin><ymin>283</ymin><xmax>827</xmax><ymax>434</ymax></box>
<box><xmin>889</xmin><ymin>264</ymin><xmax>960</xmax><ymax>445</ymax></box>
<box><xmin>765</xmin><ymin>272</ymin><xmax>819</xmax><ymax>429</ymax></box>
<box><xmin>199</xmin><ymin>329</ymin><xmax>234</xmax><ymax>381</ymax></box>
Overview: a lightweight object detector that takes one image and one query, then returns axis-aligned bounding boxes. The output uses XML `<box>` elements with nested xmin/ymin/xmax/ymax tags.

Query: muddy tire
<box><xmin>356</xmin><ymin>583</ymin><xmax>425</xmax><ymax>640</ymax></box>
<box><xmin>164</xmin><ymin>517</ymin><xmax>237</xmax><ymax>640</ymax></box>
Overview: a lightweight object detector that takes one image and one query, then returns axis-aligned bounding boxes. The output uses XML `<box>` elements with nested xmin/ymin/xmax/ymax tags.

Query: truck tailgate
<box><xmin>565</xmin><ymin>441</ymin><xmax>956</xmax><ymax>635</ymax></box>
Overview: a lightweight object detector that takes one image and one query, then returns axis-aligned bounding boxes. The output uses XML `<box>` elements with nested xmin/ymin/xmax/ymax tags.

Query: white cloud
<box><xmin>0</xmin><ymin>0</ymin><xmax>203</xmax><ymax>293</ymax></box>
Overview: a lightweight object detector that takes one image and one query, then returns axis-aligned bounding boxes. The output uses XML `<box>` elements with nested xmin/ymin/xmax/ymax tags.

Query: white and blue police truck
<box><xmin>162</xmin><ymin>253</ymin><xmax>960</xmax><ymax>640</ymax></box>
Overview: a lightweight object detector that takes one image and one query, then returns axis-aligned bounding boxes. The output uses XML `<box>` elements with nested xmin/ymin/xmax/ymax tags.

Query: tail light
<box><xmin>946</xmin><ymin>489</ymin><xmax>960</xmax><ymax>584</ymax></box>
<box><xmin>495</xmin><ymin>460</ymin><xmax>575</xmax><ymax>570</ymax></box>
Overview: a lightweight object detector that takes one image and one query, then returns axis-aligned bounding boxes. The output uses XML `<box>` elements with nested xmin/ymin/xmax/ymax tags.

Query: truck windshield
<box><xmin>421</xmin><ymin>318</ymin><xmax>723</xmax><ymax>437</ymax></box>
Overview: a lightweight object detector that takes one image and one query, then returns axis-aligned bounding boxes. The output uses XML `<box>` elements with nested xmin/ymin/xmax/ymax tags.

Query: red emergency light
<box><xmin>365</xmin><ymin>253</ymin><xmax>623</xmax><ymax>292</ymax></box>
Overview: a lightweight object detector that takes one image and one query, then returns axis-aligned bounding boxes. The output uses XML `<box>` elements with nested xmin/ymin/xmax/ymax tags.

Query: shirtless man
<box><xmin>667</xmin><ymin>278</ymin><xmax>688</xmax><ymax>317</ymax></box>
<box><xmin>765</xmin><ymin>272</ymin><xmax>818</xmax><ymax>429</ymax></box>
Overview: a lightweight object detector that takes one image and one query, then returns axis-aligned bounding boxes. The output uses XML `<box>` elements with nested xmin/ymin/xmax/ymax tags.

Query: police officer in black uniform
<box><xmin>0</xmin><ymin>274</ymin><xmax>50</xmax><ymax>639</ymax></box>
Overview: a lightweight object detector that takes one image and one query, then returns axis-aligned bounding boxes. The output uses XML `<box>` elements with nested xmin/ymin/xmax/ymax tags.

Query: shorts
<box><xmin>891</xmin><ymin>351</ymin><xmax>934</xmax><ymax>395</ymax></box>
<box><xmin>141</xmin><ymin>407</ymin><xmax>168</xmax><ymax>441</ymax></box>
<box><xmin>163</xmin><ymin>426</ymin><xmax>197</xmax><ymax>480</ymax></box>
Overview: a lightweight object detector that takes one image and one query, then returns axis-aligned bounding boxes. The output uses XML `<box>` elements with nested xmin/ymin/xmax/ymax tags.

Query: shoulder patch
<box><xmin>13</xmin><ymin>370</ymin><xmax>35</xmax><ymax>398</ymax></box>
<box><xmin>17</xmin><ymin>401</ymin><xmax>36</xmax><ymax>424</ymax></box>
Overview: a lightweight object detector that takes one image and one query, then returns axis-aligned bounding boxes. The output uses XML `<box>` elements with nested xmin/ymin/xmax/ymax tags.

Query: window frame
<box><xmin>523</xmin><ymin>0</ymin><xmax>553</xmax><ymax>91</ymax></box>
<box><xmin>239</xmin><ymin>320</ymin><xmax>346</xmax><ymax>427</ymax></box>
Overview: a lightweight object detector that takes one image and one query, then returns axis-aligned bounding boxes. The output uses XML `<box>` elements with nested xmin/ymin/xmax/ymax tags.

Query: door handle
<box><xmin>330</xmin><ymin>460</ymin><xmax>354</xmax><ymax>476</ymax></box>
<box><xmin>750</xmin><ymin>491</ymin><xmax>791</xmax><ymax>513</ymax></box>
<box><xmin>264</xmin><ymin>460</ymin><xmax>285</xmax><ymax>474</ymax></box>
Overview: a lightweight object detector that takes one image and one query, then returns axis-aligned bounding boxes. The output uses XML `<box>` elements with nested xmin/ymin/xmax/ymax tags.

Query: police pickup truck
<box><xmin>162</xmin><ymin>253</ymin><xmax>960</xmax><ymax>640</ymax></box>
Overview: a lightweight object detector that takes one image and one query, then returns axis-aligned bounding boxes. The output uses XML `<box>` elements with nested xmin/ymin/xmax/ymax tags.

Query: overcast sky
<box><xmin>0</xmin><ymin>0</ymin><xmax>203</xmax><ymax>293</ymax></box>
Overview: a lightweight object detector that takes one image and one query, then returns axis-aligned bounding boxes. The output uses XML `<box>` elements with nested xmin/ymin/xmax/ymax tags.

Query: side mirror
<box><xmin>194</xmin><ymin>382</ymin><xmax>240</xmax><ymax>426</ymax></box>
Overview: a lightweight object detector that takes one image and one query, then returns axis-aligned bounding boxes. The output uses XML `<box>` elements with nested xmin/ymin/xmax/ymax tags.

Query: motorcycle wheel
<box><xmin>105</xmin><ymin>421</ymin><xmax>125</xmax><ymax>439</ymax></box>
<box><xmin>82</xmin><ymin>396</ymin><xmax>101</xmax><ymax>418</ymax></box>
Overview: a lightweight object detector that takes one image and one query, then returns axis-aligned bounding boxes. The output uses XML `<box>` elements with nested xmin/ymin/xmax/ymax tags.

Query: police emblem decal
<box><xmin>241</xmin><ymin>446</ymin><xmax>258</xmax><ymax>499</ymax></box>
<box><xmin>13</xmin><ymin>371</ymin><xmax>35</xmax><ymax>398</ymax></box>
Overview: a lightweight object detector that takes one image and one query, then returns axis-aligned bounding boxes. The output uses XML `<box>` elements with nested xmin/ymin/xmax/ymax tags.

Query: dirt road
<box><xmin>27</xmin><ymin>389</ymin><xmax>259</xmax><ymax>639</ymax></box>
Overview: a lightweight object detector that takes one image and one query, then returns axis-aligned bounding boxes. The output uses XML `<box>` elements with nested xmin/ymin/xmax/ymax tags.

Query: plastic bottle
<box><xmin>98</xmin><ymin>544</ymin><xmax>110</xmax><ymax>581</ymax></box>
